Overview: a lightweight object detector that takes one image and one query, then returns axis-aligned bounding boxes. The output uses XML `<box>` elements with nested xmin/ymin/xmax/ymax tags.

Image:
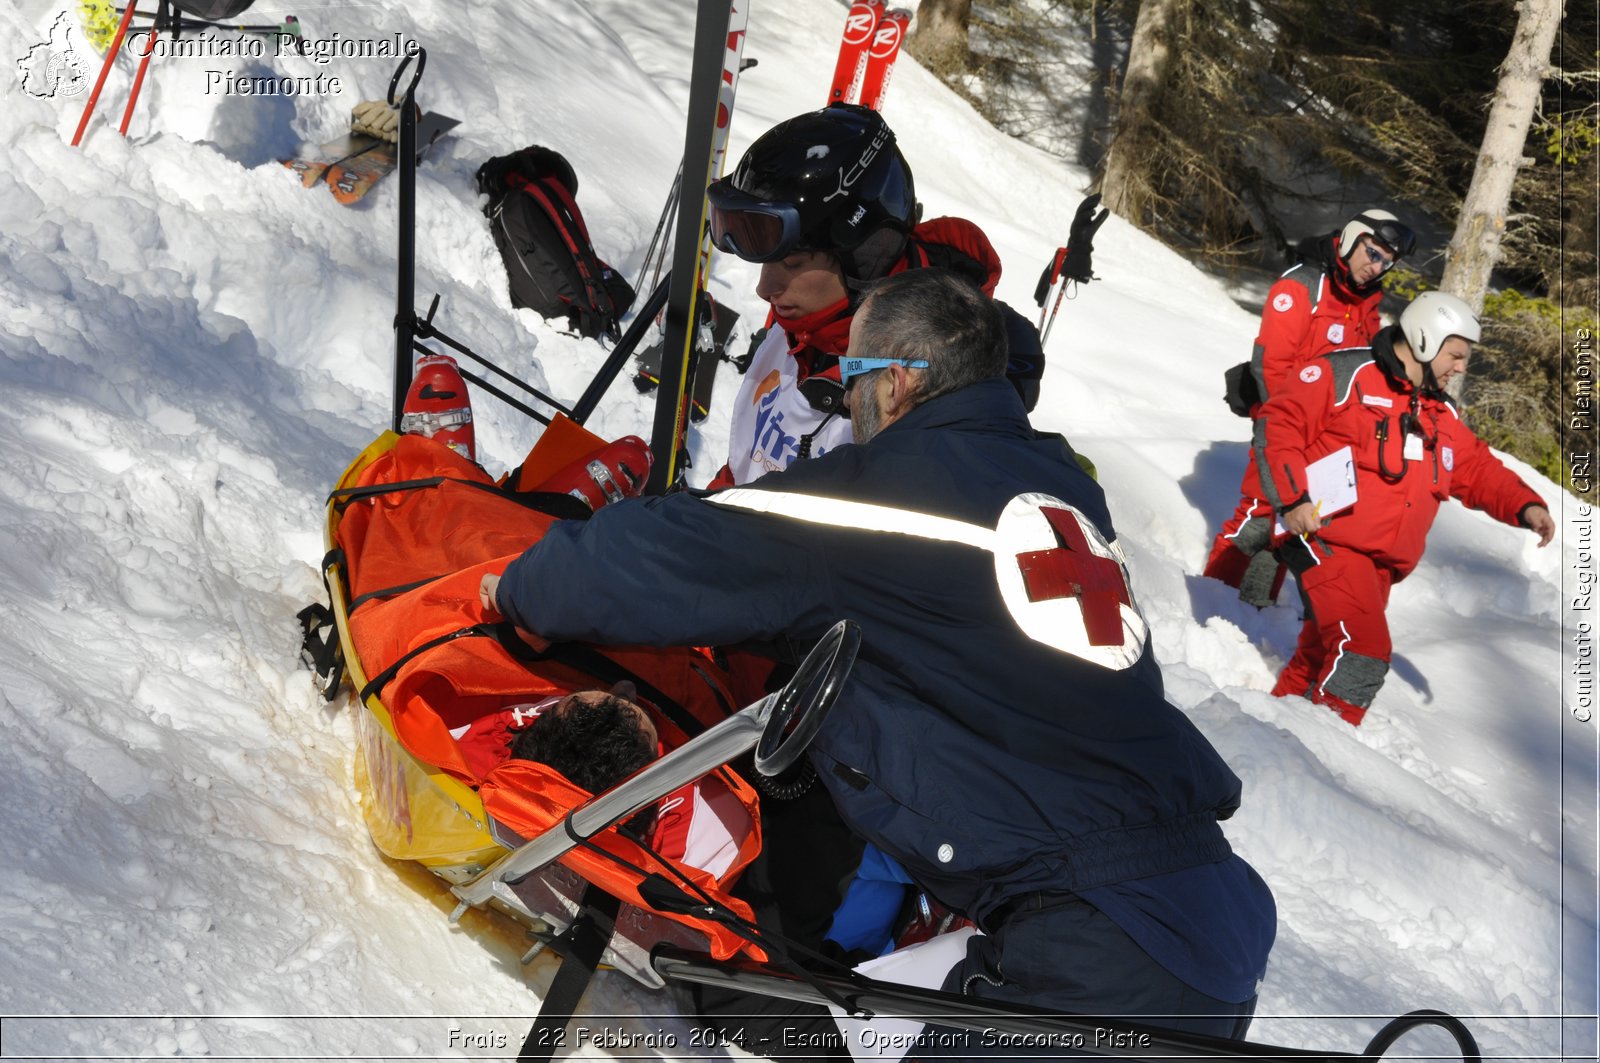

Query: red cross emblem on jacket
<box><xmin>1015</xmin><ymin>507</ymin><xmax>1131</xmax><ymax>646</ymax></box>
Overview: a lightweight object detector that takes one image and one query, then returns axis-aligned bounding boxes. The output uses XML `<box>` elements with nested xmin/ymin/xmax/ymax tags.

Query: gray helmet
<box><xmin>1400</xmin><ymin>291</ymin><xmax>1480</xmax><ymax>363</ymax></box>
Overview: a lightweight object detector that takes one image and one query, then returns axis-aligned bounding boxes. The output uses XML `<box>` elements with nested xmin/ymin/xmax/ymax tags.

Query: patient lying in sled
<box><xmin>333</xmin><ymin>427</ymin><xmax>764</xmax><ymax>959</ymax></box>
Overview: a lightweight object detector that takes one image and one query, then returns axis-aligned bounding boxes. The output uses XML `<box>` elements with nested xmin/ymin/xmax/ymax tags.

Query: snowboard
<box><xmin>634</xmin><ymin>295</ymin><xmax>741</xmax><ymax>423</ymax></box>
<box><xmin>282</xmin><ymin>112</ymin><xmax>459</xmax><ymax>205</ymax></box>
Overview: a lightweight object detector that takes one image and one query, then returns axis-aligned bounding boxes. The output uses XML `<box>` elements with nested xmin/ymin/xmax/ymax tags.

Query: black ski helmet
<box><xmin>711</xmin><ymin>103</ymin><xmax>919</xmax><ymax>280</ymax></box>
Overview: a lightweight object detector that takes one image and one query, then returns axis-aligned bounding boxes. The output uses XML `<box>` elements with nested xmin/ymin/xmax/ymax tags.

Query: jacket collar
<box><xmin>878</xmin><ymin>378</ymin><xmax>1033</xmax><ymax>440</ymax></box>
<box><xmin>1312</xmin><ymin>233</ymin><xmax>1382</xmax><ymax>300</ymax></box>
<box><xmin>1371</xmin><ymin>326</ymin><xmax>1447</xmax><ymax>399</ymax></box>
<box><xmin>1371</xmin><ymin>327</ymin><xmax>1412</xmax><ymax>389</ymax></box>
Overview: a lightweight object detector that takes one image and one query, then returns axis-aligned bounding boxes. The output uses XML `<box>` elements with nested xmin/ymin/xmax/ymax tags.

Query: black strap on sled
<box><xmin>297</xmin><ymin>548</ymin><xmax>349</xmax><ymax>700</ymax></box>
<box><xmin>346</xmin><ymin>574</ymin><xmax>441</xmax><ymax>614</ymax></box>
<box><xmin>517</xmin><ymin>884</ymin><xmax>622</xmax><ymax>1063</ymax></box>
<box><xmin>296</xmin><ymin>601</ymin><xmax>346</xmax><ymax>701</ymax></box>
<box><xmin>357</xmin><ymin>623</ymin><xmax>494</xmax><ymax>705</ymax></box>
<box><xmin>353</xmin><ymin>622</ymin><xmax>711</xmax><ymax>743</ymax></box>
<box><xmin>491</xmin><ymin>625</ymin><xmax>712</xmax><ymax>741</ymax></box>
<box><xmin>327</xmin><ymin>475</ymin><xmax>593</xmax><ymax>521</ymax></box>
<box><xmin>556</xmin><ymin>816</ymin><xmax>863</xmax><ymax>1017</ymax></box>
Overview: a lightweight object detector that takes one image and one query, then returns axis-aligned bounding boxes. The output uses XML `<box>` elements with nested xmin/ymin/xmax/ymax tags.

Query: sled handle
<box><xmin>387</xmin><ymin>47</ymin><xmax>426</xmax><ymax>108</ymax></box>
<box><xmin>755</xmin><ymin>619</ymin><xmax>860</xmax><ymax>777</ymax></box>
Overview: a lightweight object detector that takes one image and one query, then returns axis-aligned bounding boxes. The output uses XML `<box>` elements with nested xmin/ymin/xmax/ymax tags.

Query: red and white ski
<box><xmin>827</xmin><ymin>0</ymin><xmax>885</xmax><ymax>105</ymax></box>
<box><xmin>857</xmin><ymin>8</ymin><xmax>910</xmax><ymax>110</ymax></box>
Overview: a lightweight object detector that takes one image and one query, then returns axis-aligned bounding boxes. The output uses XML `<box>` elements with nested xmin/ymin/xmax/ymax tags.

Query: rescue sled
<box><xmin>306</xmin><ymin>417</ymin><xmax>867</xmax><ymax>984</ymax></box>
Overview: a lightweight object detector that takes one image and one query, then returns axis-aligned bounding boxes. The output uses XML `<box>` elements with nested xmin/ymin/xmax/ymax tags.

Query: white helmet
<box><xmin>1400</xmin><ymin>291</ymin><xmax>1480</xmax><ymax>363</ymax></box>
<box><xmin>1337</xmin><ymin>208</ymin><xmax>1417</xmax><ymax>260</ymax></box>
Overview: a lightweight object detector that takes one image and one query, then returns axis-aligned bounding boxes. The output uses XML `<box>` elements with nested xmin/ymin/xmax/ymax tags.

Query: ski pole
<box><xmin>635</xmin><ymin>161</ymin><xmax>682</xmax><ymax>296</ymax></box>
<box><xmin>1035</xmin><ymin>247</ymin><xmax>1066</xmax><ymax>330</ymax></box>
<box><xmin>117</xmin><ymin>0</ymin><xmax>164</xmax><ymax>137</ymax></box>
<box><xmin>72</xmin><ymin>0</ymin><xmax>140</xmax><ymax>146</ymax></box>
<box><xmin>389</xmin><ymin>48</ymin><xmax>426</xmax><ymax>433</ymax></box>
<box><xmin>1041</xmin><ymin>276</ymin><xmax>1072</xmax><ymax>347</ymax></box>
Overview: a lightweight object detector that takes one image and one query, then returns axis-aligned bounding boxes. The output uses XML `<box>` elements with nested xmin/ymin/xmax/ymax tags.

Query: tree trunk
<box><xmin>908</xmin><ymin>0</ymin><xmax>973</xmax><ymax>74</ymax></box>
<box><xmin>1440</xmin><ymin>0</ymin><xmax>1565</xmax><ymax>313</ymax></box>
<box><xmin>1098</xmin><ymin>0</ymin><xmax>1188</xmax><ymax>223</ymax></box>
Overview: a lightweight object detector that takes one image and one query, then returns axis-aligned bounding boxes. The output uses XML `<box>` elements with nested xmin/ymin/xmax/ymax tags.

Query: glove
<box><xmin>351</xmin><ymin>99</ymin><xmax>406</xmax><ymax>142</ymax></box>
<box><xmin>1060</xmin><ymin>193</ymin><xmax>1109</xmax><ymax>283</ymax></box>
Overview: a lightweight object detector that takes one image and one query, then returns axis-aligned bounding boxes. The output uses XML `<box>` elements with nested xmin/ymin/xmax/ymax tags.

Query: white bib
<box><xmin>724</xmin><ymin>327</ymin><xmax>853</xmax><ymax>484</ymax></box>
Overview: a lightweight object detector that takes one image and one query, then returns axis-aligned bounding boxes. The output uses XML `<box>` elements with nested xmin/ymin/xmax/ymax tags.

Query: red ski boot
<box><xmin>538</xmin><ymin>436</ymin><xmax>653</xmax><ymax>510</ymax></box>
<box><xmin>399</xmin><ymin>354</ymin><xmax>475</xmax><ymax>462</ymax></box>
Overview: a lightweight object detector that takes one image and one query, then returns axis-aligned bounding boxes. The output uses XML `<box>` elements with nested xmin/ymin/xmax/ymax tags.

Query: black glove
<box><xmin>1223</xmin><ymin>361</ymin><xmax>1262</xmax><ymax>417</ymax></box>
<box><xmin>1061</xmin><ymin>193</ymin><xmax>1109</xmax><ymax>283</ymax></box>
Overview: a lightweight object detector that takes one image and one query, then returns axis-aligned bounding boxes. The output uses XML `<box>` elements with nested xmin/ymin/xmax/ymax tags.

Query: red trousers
<box><xmin>1271</xmin><ymin>543</ymin><xmax>1394</xmax><ymax>725</ymax></box>
<box><xmin>1203</xmin><ymin>499</ymin><xmax>1286</xmax><ymax>608</ymax></box>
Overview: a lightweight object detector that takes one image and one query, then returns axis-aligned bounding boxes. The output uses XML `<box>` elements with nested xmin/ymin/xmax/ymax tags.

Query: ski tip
<box><xmin>282</xmin><ymin>157</ymin><xmax>334</xmax><ymax>188</ymax></box>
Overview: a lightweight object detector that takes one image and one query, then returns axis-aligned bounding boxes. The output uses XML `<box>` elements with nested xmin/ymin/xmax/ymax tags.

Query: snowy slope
<box><xmin>0</xmin><ymin>0</ymin><xmax>1593</xmax><ymax>1059</ymax></box>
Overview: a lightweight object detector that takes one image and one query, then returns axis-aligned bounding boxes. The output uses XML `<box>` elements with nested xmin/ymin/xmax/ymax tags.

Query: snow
<box><xmin>0</xmin><ymin>0</ymin><xmax>1594</xmax><ymax>1059</ymax></box>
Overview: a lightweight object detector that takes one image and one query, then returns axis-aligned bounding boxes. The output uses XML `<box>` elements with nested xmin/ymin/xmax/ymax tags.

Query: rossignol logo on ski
<box><xmin>869</xmin><ymin>16</ymin><xmax>904</xmax><ymax>56</ymax></box>
<box><xmin>823</xmin><ymin>125</ymin><xmax>891</xmax><ymax>203</ymax></box>
<box><xmin>843</xmin><ymin>2</ymin><xmax>879</xmax><ymax>44</ymax></box>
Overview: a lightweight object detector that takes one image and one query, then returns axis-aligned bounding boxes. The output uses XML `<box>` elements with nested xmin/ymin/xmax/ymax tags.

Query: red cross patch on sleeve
<box><xmin>994</xmin><ymin>494</ymin><xmax>1148</xmax><ymax>671</ymax></box>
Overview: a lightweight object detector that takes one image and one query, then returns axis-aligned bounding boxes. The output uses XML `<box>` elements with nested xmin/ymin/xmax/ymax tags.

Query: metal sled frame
<box><xmin>386</xmin><ymin>51</ymin><xmax>673</xmax><ymax>442</ymax></box>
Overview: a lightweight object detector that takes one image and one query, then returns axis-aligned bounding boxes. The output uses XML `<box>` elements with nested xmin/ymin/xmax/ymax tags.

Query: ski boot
<box><xmin>537</xmin><ymin>436</ymin><xmax>652</xmax><ymax>510</ymax></box>
<box><xmin>399</xmin><ymin>353</ymin><xmax>475</xmax><ymax>462</ymax></box>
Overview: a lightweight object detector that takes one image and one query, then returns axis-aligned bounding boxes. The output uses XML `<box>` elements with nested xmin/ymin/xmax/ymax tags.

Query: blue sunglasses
<box><xmin>839</xmin><ymin>356</ymin><xmax>930</xmax><ymax>386</ymax></box>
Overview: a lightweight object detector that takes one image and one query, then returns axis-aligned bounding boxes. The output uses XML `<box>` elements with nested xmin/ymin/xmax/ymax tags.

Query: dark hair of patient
<box><xmin>509</xmin><ymin>694</ymin><xmax>656</xmax><ymax>794</ymax></box>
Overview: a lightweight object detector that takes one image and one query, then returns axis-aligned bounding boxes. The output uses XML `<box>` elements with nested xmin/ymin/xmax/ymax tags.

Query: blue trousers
<box><xmin>916</xmin><ymin>892</ymin><xmax>1257</xmax><ymax>1060</ymax></box>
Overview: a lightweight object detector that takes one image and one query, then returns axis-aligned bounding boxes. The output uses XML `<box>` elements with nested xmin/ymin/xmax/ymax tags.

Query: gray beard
<box><xmin>851</xmin><ymin>382</ymin><xmax>884</xmax><ymax>444</ymax></box>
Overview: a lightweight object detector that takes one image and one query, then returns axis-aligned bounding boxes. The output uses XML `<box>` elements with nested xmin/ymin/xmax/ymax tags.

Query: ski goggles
<box><xmin>838</xmin><ymin>355</ymin><xmax>930</xmax><ymax>387</ymax></box>
<box><xmin>707</xmin><ymin>179</ymin><xmax>806</xmax><ymax>262</ymax></box>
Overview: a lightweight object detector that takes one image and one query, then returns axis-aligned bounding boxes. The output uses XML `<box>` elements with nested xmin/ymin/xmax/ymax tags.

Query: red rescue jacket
<box><xmin>1258</xmin><ymin>330</ymin><xmax>1544</xmax><ymax>579</ymax></box>
<box><xmin>1231</xmin><ymin>241</ymin><xmax>1384</xmax><ymax>513</ymax></box>
<box><xmin>1251</xmin><ymin>238</ymin><xmax>1384</xmax><ymax>402</ymax></box>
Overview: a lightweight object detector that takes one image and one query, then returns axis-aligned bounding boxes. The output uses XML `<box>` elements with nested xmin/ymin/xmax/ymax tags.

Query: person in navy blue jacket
<box><xmin>482</xmin><ymin>268</ymin><xmax>1275</xmax><ymax>1051</ymax></box>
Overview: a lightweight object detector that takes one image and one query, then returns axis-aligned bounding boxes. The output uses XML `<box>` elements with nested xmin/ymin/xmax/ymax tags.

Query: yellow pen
<box><xmin>1297</xmin><ymin>499</ymin><xmax>1324</xmax><ymax>545</ymax></box>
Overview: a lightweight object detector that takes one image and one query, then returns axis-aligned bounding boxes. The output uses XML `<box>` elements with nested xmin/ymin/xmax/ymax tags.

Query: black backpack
<box><xmin>475</xmin><ymin>146</ymin><xmax>636</xmax><ymax>342</ymax></box>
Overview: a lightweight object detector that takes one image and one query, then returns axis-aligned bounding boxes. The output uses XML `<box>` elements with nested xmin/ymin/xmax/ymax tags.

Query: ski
<box><xmin>827</xmin><ymin>0</ymin><xmax>885</xmax><ymax>105</ymax></box>
<box><xmin>283</xmin><ymin>132</ymin><xmax>384</xmax><ymax>187</ymax></box>
<box><xmin>678</xmin><ymin>7</ymin><xmax>751</xmax><ymax>422</ymax></box>
<box><xmin>633</xmin><ymin>296</ymin><xmax>741</xmax><ymax>423</ymax></box>
<box><xmin>286</xmin><ymin>112</ymin><xmax>458</xmax><ymax>206</ymax></box>
<box><xmin>646</xmin><ymin>0</ymin><xmax>742</xmax><ymax>492</ymax></box>
<box><xmin>857</xmin><ymin>8</ymin><xmax>910</xmax><ymax>110</ymax></box>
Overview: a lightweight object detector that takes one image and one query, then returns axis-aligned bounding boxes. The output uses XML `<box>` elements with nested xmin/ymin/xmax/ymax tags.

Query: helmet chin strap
<box><xmin>840</xmin><ymin>226</ymin><xmax>912</xmax><ymax>285</ymax></box>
